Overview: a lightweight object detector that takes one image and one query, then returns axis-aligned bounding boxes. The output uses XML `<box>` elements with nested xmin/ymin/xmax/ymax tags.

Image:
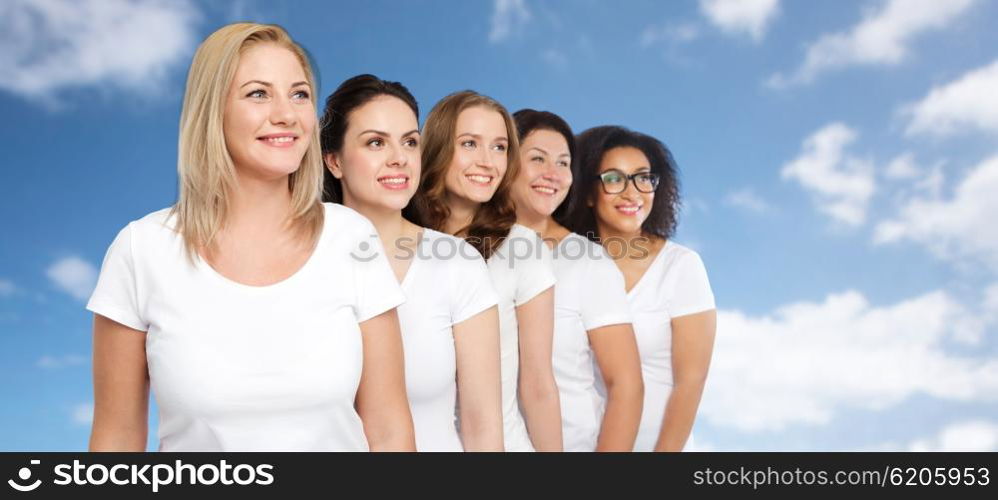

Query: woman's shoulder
<box><xmin>419</xmin><ymin>227</ymin><xmax>488</xmax><ymax>268</ymax></box>
<box><xmin>662</xmin><ymin>240</ymin><xmax>704</xmax><ymax>264</ymax></box>
<box><xmin>659</xmin><ymin>240</ymin><xmax>709</xmax><ymax>281</ymax></box>
<box><xmin>321</xmin><ymin>202</ymin><xmax>378</xmax><ymax>238</ymax></box>
<box><xmin>122</xmin><ymin>206</ymin><xmax>179</xmax><ymax>239</ymax></box>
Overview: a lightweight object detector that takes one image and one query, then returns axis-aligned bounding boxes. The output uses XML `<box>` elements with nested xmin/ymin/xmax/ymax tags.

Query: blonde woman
<box><xmin>87</xmin><ymin>23</ymin><xmax>415</xmax><ymax>451</ymax></box>
<box><xmin>407</xmin><ymin>91</ymin><xmax>562</xmax><ymax>451</ymax></box>
<box><xmin>320</xmin><ymin>75</ymin><xmax>503</xmax><ymax>451</ymax></box>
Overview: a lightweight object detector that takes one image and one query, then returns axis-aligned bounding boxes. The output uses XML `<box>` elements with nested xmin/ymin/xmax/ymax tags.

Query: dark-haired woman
<box><xmin>561</xmin><ymin>126</ymin><xmax>716</xmax><ymax>452</ymax></box>
<box><xmin>510</xmin><ymin>109</ymin><xmax>644</xmax><ymax>451</ymax></box>
<box><xmin>407</xmin><ymin>92</ymin><xmax>562</xmax><ymax>452</ymax></box>
<box><xmin>321</xmin><ymin>76</ymin><xmax>503</xmax><ymax>451</ymax></box>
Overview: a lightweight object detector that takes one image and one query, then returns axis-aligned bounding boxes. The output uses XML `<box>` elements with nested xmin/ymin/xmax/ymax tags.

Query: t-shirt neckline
<box><xmin>398</xmin><ymin>227</ymin><xmax>427</xmax><ymax>290</ymax></box>
<box><xmin>195</xmin><ymin>205</ymin><xmax>330</xmax><ymax>292</ymax></box>
<box><xmin>626</xmin><ymin>240</ymin><xmax>671</xmax><ymax>297</ymax></box>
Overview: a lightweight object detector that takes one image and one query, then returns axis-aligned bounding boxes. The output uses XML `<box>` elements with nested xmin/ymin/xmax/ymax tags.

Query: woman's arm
<box><xmin>89</xmin><ymin>314</ymin><xmax>149</xmax><ymax>451</ymax></box>
<box><xmin>588</xmin><ymin>323</ymin><xmax>643</xmax><ymax>451</ymax></box>
<box><xmin>654</xmin><ymin>309</ymin><xmax>716</xmax><ymax>452</ymax></box>
<box><xmin>515</xmin><ymin>287</ymin><xmax>563</xmax><ymax>451</ymax></box>
<box><xmin>356</xmin><ymin>308</ymin><xmax>416</xmax><ymax>451</ymax></box>
<box><xmin>453</xmin><ymin>306</ymin><xmax>504</xmax><ymax>451</ymax></box>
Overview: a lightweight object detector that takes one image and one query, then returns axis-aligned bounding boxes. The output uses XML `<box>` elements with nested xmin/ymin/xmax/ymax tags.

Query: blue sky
<box><xmin>1</xmin><ymin>0</ymin><xmax>996</xmax><ymax>451</ymax></box>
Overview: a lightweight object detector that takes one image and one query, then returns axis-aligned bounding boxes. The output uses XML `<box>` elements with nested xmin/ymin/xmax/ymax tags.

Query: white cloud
<box><xmin>781</xmin><ymin>123</ymin><xmax>875</xmax><ymax>226</ymax></box>
<box><xmin>72</xmin><ymin>403</ymin><xmax>94</xmax><ymax>426</ymax></box>
<box><xmin>875</xmin><ymin>155</ymin><xmax>998</xmax><ymax>271</ymax></box>
<box><xmin>641</xmin><ymin>22</ymin><xmax>700</xmax><ymax>48</ymax></box>
<box><xmin>701</xmin><ymin>287</ymin><xmax>998</xmax><ymax>433</ymax></box>
<box><xmin>884</xmin><ymin>152</ymin><xmax>920</xmax><ymax>180</ymax></box>
<box><xmin>0</xmin><ymin>0</ymin><xmax>200</xmax><ymax>102</ymax></box>
<box><xmin>489</xmin><ymin>0</ymin><xmax>531</xmax><ymax>44</ymax></box>
<box><xmin>0</xmin><ymin>278</ymin><xmax>15</xmax><ymax>297</ymax></box>
<box><xmin>768</xmin><ymin>0</ymin><xmax>977</xmax><ymax>87</ymax></box>
<box><xmin>540</xmin><ymin>48</ymin><xmax>568</xmax><ymax>69</ymax></box>
<box><xmin>46</xmin><ymin>256</ymin><xmax>98</xmax><ymax>301</ymax></box>
<box><xmin>37</xmin><ymin>354</ymin><xmax>88</xmax><ymax>369</ymax></box>
<box><xmin>908</xmin><ymin>420</ymin><xmax>998</xmax><ymax>451</ymax></box>
<box><xmin>725</xmin><ymin>187</ymin><xmax>771</xmax><ymax>213</ymax></box>
<box><xmin>903</xmin><ymin>59</ymin><xmax>998</xmax><ymax>137</ymax></box>
<box><xmin>699</xmin><ymin>0</ymin><xmax>779</xmax><ymax>41</ymax></box>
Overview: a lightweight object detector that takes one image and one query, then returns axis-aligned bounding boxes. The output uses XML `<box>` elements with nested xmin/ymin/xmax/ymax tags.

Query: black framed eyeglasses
<box><xmin>596</xmin><ymin>170</ymin><xmax>660</xmax><ymax>194</ymax></box>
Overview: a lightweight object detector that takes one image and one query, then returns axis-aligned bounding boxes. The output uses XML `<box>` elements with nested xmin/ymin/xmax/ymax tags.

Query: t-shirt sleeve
<box><xmin>86</xmin><ymin>223</ymin><xmax>148</xmax><ymax>332</ymax></box>
<box><xmin>668</xmin><ymin>250</ymin><xmax>715</xmax><ymax>318</ymax></box>
<box><xmin>450</xmin><ymin>241</ymin><xmax>499</xmax><ymax>325</ymax></box>
<box><xmin>581</xmin><ymin>250</ymin><xmax>632</xmax><ymax>330</ymax></box>
<box><xmin>352</xmin><ymin>224</ymin><xmax>406</xmax><ymax>323</ymax></box>
<box><xmin>512</xmin><ymin>229</ymin><xmax>556</xmax><ymax>306</ymax></box>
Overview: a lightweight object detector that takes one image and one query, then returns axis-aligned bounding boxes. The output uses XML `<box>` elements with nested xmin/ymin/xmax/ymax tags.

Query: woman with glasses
<box><xmin>510</xmin><ymin>110</ymin><xmax>644</xmax><ymax>451</ymax></box>
<box><xmin>560</xmin><ymin>126</ymin><xmax>716</xmax><ymax>452</ymax></box>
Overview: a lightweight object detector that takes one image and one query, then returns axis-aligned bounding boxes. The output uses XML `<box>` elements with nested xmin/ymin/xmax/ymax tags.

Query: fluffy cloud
<box><xmin>908</xmin><ymin>420</ymin><xmax>998</xmax><ymax>451</ymax></box>
<box><xmin>0</xmin><ymin>279</ymin><xmax>15</xmax><ymax>297</ymax></box>
<box><xmin>769</xmin><ymin>0</ymin><xmax>977</xmax><ymax>87</ymax></box>
<box><xmin>903</xmin><ymin>59</ymin><xmax>998</xmax><ymax>137</ymax></box>
<box><xmin>0</xmin><ymin>0</ymin><xmax>200</xmax><ymax>102</ymax></box>
<box><xmin>701</xmin><ymin>287</ymin><xmax>998</xmax><ymax>432</ymax></box>
<box><xmin>781</xmin><ymin>123</ymin><xmax>875</xmax><ymax>226</ymax></box>
<box><xmin>37</xmin><ymin>354</ymin><xmax>88</xmax><ymax>369</ymax></box>
<box><xmin>72</xmin><ymin>403</ymin><xmax>94</xmax><ymax>426</ymax></box>
<box><xmin>699</xmin><ymin>0</ymin><xmax>780</xmax><ymax>41</ymax></box>
<box><xmin>875</xmin><ymin>155</ymin><xmax>998</xmax><ymax>271</ymax></box>
<box><xmin>725</xmin><ymin>187</ymin><xmax>771</xmax><ymax>213</ymax></box>
<box><xmin>489</xmin><ymin>0</ymin><xmax>531</xmax><ymax>44</ymax></box>
<box><xmin>641</xmin><ymin>22</ymin><xmax>700</xmax><ymax>48</ymax></box>
<box><xmin>46</xmin><ymin>256</ymin><xmax>98</xmax><ymax>301</ymax></box>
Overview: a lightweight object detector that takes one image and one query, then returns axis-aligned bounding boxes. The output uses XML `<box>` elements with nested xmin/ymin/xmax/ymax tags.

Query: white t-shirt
<box><xmin>551</xmin><ymin>233</ymin><xmax>632</xmax><ymax>452</ymax></box>
<box><xmin>86</xmin><ymin>203</ymin><xmax>406</xmax><ymax>452</ymax></box>
<box><xmin>485</xmin><ymin>223</ymin><xmax>556</xmax><ymax>452</ymax></box>
<box><xmin>397</xmin><ymin>228</ymin><xmax>498</xmax><ymax>451</ymax></box>
<box><xmin>627</xmin><ymin>241</ymin><xmax>714</xmax><ymax>452</ymax></box>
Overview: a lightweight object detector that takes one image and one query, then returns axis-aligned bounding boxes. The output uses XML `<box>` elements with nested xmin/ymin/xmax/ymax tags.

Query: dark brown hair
<box><xmin>319</xmin><ymin>74</ymin><xmax>419</xmax><ymax>203</ymax></box>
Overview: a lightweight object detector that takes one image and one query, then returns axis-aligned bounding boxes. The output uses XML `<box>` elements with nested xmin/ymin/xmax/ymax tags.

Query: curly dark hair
<box><xmin>319</xmin><ymin>74</ymin><xmax>419</xmax><ymax>203</ymax></box>
<box><xmin>512</xmin><ymin>108</ymin><xmax>576</xmax><ymax>222</ymax></box>
<box><xmin>558</xmin><ymin>125</ymin><xmax>680</xmax><ymax>242</ymax></box>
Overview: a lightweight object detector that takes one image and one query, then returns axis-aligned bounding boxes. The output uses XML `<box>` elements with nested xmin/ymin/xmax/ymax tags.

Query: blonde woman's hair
<box><xmin>404</xmin><ymin>90</ymin><xmax>520</xmax><ymax>259</ymax></box>
<box><xmin>171</xmin><ymin>22</ymin><xmax>324</xmax><ymax>262</ymax></box>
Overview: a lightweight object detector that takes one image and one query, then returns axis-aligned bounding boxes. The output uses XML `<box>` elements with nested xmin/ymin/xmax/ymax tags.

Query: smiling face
<box><xmin>222</xmin><ymin>43</ymin><xmax>315</xmax><ymax>181</ymax></box>
<box><xmin>593</xmin><ymin>146</ymin><xmax>655</xmax><ymax>237</ymax></box>
<box><xmin>326</xmin><ymin>95</ymin><xmax>420</xmax><ymax>212</ymax></box>
<box><xmin>511</xmin><ymin>128</ymin><xmax>572</xmax><ymax>219</ymax></box>
<box><xmin>443</xmin><ymin>106</ymin><xmax>510</xmax><ymax>207</ymax></box>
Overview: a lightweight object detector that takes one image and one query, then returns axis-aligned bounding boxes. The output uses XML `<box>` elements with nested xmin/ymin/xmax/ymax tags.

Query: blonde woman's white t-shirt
<box><xmin>626</xmin><ymin>241</ymin><xmax>714</xmax><ymax>452</ymax></box>
<box><xmin>551</xmin><ymin>233</ymin><xmax>632</xmax><ymax>451</ymax></box>
<box><xmin>397</xmin><ymin>228</ymin><xmax>498</xmax><ymax>451</ymax></box>
<box><xmin>86</xmin><ymin>203</ymin><xmax>406</xmax><ymax>452</ymax></box>
<box><xmin>485</xmin><ymin>224</ymin><xmax>556</xmax><ymax>452</ymax></box>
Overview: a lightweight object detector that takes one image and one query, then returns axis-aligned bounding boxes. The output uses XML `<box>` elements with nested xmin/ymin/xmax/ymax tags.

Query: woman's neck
<box><xmin>345</xmin><ymin>198</ymin><xmax>411</xmax><ymax>256</ymax></box>
<box><xmin>443</xmin><ymin>194</ymin><xmax>479</xmax><ymax>236</ymax></box>
<box><xmin>597</xmin><ymin>223</ymin><xmax>659</xmax><ymax>260</ymax></box>
<box><xmin>516</xmin><ymin>206</ymin><xmax>549</xmax><ymax>236</ymax></box>
<box><xmin>226</xmin><ymin>170</ymin><xmax>294</xmax><ymax>235</ymax></box>
<box><xmin>516</xmin><ymin>207</ymin><xmax>569</xmax><ymax>246</ymax></box>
